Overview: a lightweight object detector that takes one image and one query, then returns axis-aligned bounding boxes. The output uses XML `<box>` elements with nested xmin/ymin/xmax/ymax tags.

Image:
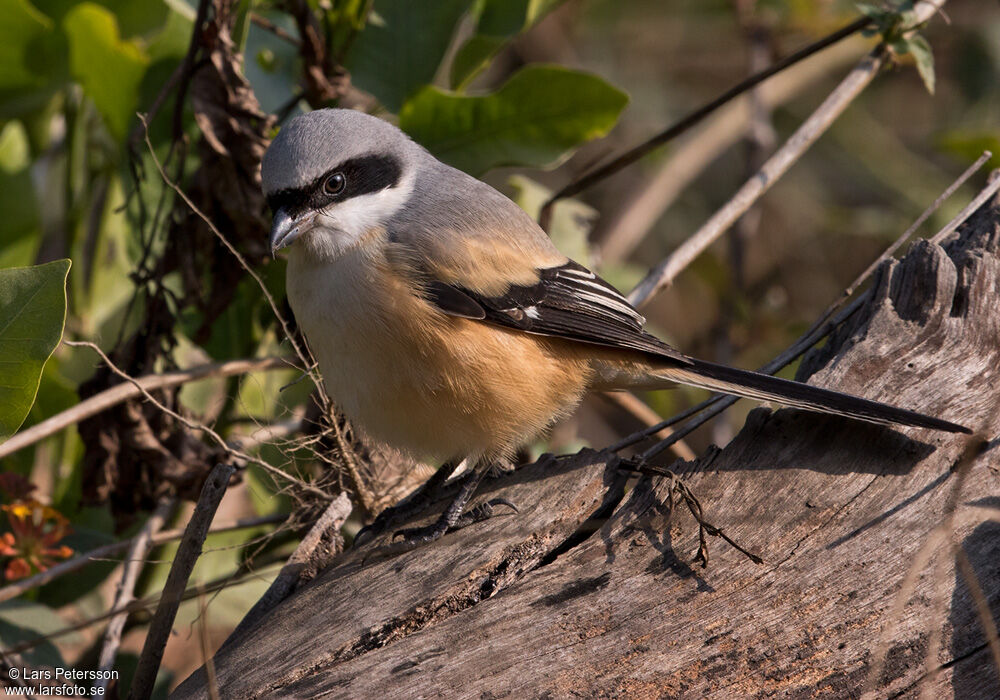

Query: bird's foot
<box><xmin>455</xmin><ymin>497</ymin><xmax>518</xmax><ymax>529</ymax></box>
<box><xmin>354</xmin><ymin>460</ymin><xmax>460</xmax><ymax>547</ymax></box>
<box><xmin>384</xmin><ymin>497</ymin><xmax>519</xmax><ymax>554</ymax></box>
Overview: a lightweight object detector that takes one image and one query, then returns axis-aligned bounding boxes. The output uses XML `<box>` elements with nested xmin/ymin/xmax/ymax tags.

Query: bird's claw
<box><xmin>391</xmin><ymin>497</ymin><xmax>519</xmax><ymax>544</ymax></box>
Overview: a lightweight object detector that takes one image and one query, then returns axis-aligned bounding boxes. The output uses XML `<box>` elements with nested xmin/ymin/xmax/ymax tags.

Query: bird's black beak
<box><xmin>269</xmin><ymin>208</ymin><xmax>304</xmax><ymax>256</ymax></box>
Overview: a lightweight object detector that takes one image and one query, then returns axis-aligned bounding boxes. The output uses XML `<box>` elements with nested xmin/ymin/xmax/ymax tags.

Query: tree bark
<box><xmin>173</xmin><ymin>198</ymin><xmax>1000</xmax><ymax>699</ymax></box>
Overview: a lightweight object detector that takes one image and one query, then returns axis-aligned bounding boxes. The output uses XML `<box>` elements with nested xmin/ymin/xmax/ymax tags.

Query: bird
<box><xmin>260</xmin><ymin>108</ymin><xmax>969</xmax><ymax>547</ymax></box>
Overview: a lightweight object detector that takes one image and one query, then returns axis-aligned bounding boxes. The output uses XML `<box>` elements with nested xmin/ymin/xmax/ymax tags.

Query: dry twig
<box><xmin>228</xmin><ymin>492</ymin><xmax>352</xmax><ymax>642</ymax></box>
<box><xmin>598</xmin><ymin>25</ymin><xmax>863</xmax><ymax>265</ymax></box>
<box><xmin>139</xmin><ymin>115</ymin><xmax>322</xmax><ymax>400</ymax></box>
<box><xmin>0</xmin><ymin>355</ymin><xmax>292</xmax><ymax>460</ymax></box>
<box><xmin>129</xmin><ymin>463</ymin><xmax>235</xmax><ymax>700</ymax></box>
<box><xmin>614</xmin><ymin>147</ymin><xmax>987</xmax><ymax>460</ymax></box>
<box><xmin>627</xmin><ymin>0</ymin><xmax>948</xmax><ymax>308</ymax></box>
<box><xmin>538</xmin><ymin>15</ymin><xmax>874</xmax><ymax>229</ymax></box>
<box><xmin>64</xmin><ymin>340</ymin><xmax>329</xmax><ymax>498</ymax></box>
<box><xmin>96</xmin><ymin>497</ymin><xmax>175</xmax><ymax>692</ymax></box>
<box><xmin>600</xmin><ymin>392</ymin><xmax>696</xmax><ymax>460</ymax></box>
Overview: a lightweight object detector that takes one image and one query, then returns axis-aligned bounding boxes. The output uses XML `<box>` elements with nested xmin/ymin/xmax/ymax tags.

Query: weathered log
<box><xmin>174</xmin><ymin>198</ymin><xmax>1000</xmax><ymax>699</ymax></box>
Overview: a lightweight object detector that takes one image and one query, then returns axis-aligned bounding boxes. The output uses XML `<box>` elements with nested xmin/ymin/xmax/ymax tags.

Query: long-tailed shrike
<box><xmin>261</xmin><ymin>109</ymin><xmax>968</xmax><ymax>547</ymax></box>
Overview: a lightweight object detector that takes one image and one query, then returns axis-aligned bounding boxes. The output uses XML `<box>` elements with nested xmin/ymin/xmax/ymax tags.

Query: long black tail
<box><xmin>658</xmin><ymin>358</ymin><xmax>970</xmax><ymax>434</ymax></box>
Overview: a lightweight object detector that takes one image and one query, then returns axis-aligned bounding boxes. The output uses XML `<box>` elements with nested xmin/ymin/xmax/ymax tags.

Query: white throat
<box><xmin>305</xmin><ymin>172</ymin><xmax>415</xmax><ymax>260</ymax></box>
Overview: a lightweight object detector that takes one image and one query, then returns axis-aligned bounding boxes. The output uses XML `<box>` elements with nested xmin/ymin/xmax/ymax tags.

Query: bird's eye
<box><xmin>324</xmin><ymin>172</ymin><xmax>346</xmax><ymax>195</ymax></box>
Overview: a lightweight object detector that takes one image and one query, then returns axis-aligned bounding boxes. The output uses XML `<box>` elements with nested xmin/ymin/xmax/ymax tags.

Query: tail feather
<box><xmin>660</xmin><ymin>358</ymin><xmax>970</xmax><ymax>434</ymax></box>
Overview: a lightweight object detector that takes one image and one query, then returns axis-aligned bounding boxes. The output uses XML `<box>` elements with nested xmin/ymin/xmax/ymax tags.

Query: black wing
<box><xmin>425</xmin><ymin>260</ymin><xmax>691</xmax><ymax>365</ymax></box>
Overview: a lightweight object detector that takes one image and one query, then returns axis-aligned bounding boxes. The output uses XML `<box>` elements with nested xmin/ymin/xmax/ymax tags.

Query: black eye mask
<box><xmin>267</xmin><ymin>153</ymin><xmax>403</xmax><ymax>218</ymax></box>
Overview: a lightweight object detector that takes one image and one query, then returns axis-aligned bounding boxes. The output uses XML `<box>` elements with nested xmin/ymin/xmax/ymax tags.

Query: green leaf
<box><xmin>907</xmin><ymin>34</ymin><xmax>935</xmax><ymax>94</ymax></box>
<box><xmin>399</xmin><ymin>64</ymin><xmax>629</xmax><ymax>175</ymax></box>
<box><xmin>0</xmin><ymin>259</ymin><xmax>70</xmax><ymax>442</ymax></box>
<box><xmin>347</xmin><ymin>0</ymin><xmax>473</xmax><ymax>112</ymax></box>
<box><xmin>855</xmin><ymin>3</ymin><xmax>884</xmax><ymax>20</ymax></box>
<box><xmin>63</xmin><ymin>3</ymin><xmax>150</xmax><ymax>140</ymax></box>
<box><xmin>450</xmin><ymin>34</ymin><xmax>507</xmax><ymax>90</ymax></box>
<box><xmin>0</xmin><ymin>600</ymin><xmax>76</xmax><ymax>669</ymax></box>
<box><xmin>0</xmin><ymin>0</ymin><xmax>54</xmax><ymax>91</ymax></box>
<box><xmin>450</xmin><ymin>0</ymin><xmax>564</xmax><ymax>89</ymax></box>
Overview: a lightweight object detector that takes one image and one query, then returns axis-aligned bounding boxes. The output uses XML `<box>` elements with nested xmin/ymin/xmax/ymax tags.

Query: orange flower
<box><xmin>0</xmin><ymin>500</ymin><xmax>74</xmax><ymax>581</ymax></box>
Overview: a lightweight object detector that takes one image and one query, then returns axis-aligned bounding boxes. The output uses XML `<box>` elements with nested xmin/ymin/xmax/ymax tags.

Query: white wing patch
<box><xmin>553</xmin><ymin>266</ymin><xmax>645</xmax><ymax>324</ymax></box>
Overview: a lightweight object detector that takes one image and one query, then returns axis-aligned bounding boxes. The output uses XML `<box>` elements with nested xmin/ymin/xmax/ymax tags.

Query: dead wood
<box><xmin>173</xmin><ymin>199</ymin><xmax>1000</xmax><ymax>699</ymax></box>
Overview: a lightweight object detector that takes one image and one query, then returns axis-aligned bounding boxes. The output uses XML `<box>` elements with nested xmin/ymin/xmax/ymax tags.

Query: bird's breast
<box><xmin>285</xmin><ymin>243</ymin><xmax>593</xmax><ymax>463</ymax></box>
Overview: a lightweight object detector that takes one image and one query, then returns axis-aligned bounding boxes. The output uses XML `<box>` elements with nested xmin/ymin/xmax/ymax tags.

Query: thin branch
<box><xmin>538</xmin><ymin>15</ymin><xmax>874</xmax><ymax>229</ymax></box>
<box><xmin>325</xmin><ymin>408</ymin><xmax>375</xmax><ymax>514</ymax></box>
<box><xmin>616</xmin><ymin>152</ymin><xmax>986</xmax><ymax>458</ymax></box>
<box><xmin>127</xmin><ymin>61</ymin><xmax>186</xmax><ymax>151</ymax></box>
<box><xmin>597</xmin><ymin>26</ymin><xmax>863</xmax><ymax>265</ymax></box>
<box><xmin>0</xmin><ymin>513</ymin><xmax>287</xmax><ymax>604</ymax></box>
<box><xmin>619</xmin><ymin>290</ymin><xmax>864</xmax><ymax>460</ymax></box>
<box><xmin>250</xmin><ymin>12</ymin><xmax>300</xmax><ymax>45</ymax></box>
<box><xmin>930</xmin><ymin>167</ymin><xmax>1000</xmax><ymax>244</ymax></box>
<box><xmin>130</xmin><ymin>463</ymin><xmax>236</xmax><ymax>700</ymax></box>
<box><xmin>197</xmin><ymin>591</ymin><xmax>221</xmax><ymax>700</ymax></box>
<box><xmin>953</xmin><ymin>543</ymin><xmax>1000</xmax><ymax>677</ymax></box>
<box><xmin>0</xmin><ymin>355</ymin><xmax>293</xmax><ymax>460</ymax></box>
<box><xmin>627</xmin><ymin>45</ymin><xmax>888</xmax><ymax>307</ymax></box>
<box><xmin>96</xmin><ymin>497</ymin><xmax>175</xmax><ymax>692</ymax></box>
<box><xmin>64</xmin><ymin>340</ymin><xmax>330</xmax><ymax>498</ymax></box>
<box><xmin>619</xmin><ymin>460</ymin><xmax>763</xmax><ymax>565</ymax></box>
<box><xmin>626</xmin><ymin>0</ymin><xmax>948</xmax><ymax>308</ymax></box>
<box><xmin>139</xmin><ymin>115</ymin><xmax>323</xmax><ymax>405</ymax></box>
<box><xmin>3</xmin><ymin>560</ymin><xmax>284</xmax><ymax>655</ymax></box>
<box><xmin>835</xmin><ymin>151</ymin><xmax>992</xmax><ymax>306</ymax></box>
<box><xmin>228</xmin><ymin>492</ymin><xmax>352</xmax><ymax>642</ymax></box>
<box><xmin>229</xmin><ymin>416</ymin><xmax>304</xmax><ymax>453</ymax></box>
<box><xmin>171</xmin><ymin>0</ymin><xmax>213</xmax><ymax>144</ymax></box>
<box><xmin>600</xmin><ymin>392</ymin><xmax>696</xmax><ymax>460</ymax></box>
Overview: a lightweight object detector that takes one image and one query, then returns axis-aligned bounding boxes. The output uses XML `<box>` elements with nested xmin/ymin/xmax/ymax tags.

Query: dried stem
<box><xmin>64</xmin><ymin>340</ymin><xmax>329</xmax><ymax>499</ymax></box>
<box><xmin>930</xmin><ymin>167</ymin><xmax>1000</xmax><ymax>244</ymax></box>
<box><xmin>627</xmin><ymin>45</ymin><xmax>888</xmax><ymax>307</ymax></box>
<box><xmin>129</xmin><ymin>463</ymin><xmax>236</xmax><ymax>700</ymax></box>
<box><xmin>953</xmin><ymin>543</ymin><xmax>1000</xmax><ymax>677</ymax></box>
<box><xmin>250</xmin><ymin>12</ymin><xmax>300</xmax><ymax>45</ymax></box>
<box><xmin>325</xmin><ymin>409</ymin><xmax>376</xmax><ymax>514</ymax></box>
<box><xmin>5</xmin><ymin>560</ymin><xmax>284</xmax><ymax>656</ymax></box>
<box><xmin>197</xmin><ymin>591</ymin><xmax>221</xmax><ymax>700</ymax></box>
<box><xmin>597</xmin><ymin>39</ymin><xmax>862</xmax><ymax>265</ymax></box>
<box><xmin>96</xmin><ymin>497</ymin><xmax>175</xmax><ymax>692</ymax></box>
<box><xmin>228</xmin><ymin>492</ymin><xmax>352</xmax><ymax>642</ymax></box>
<box><xmin>139</xmin><ymin>115</ymin><xmax>323</xmax><ymax>402</ymax></box>
<box><xmin>626</xmin><ymin>0</ymin><xmax>947</xmax><ymax>308</ymax></box>
<box><xmin>538</xmin><ymin>16</ymin><xmax>874</xmax><ymax>229</ymax></box>
<box><xmin>600</xmin><ymin>392</ymin><xmax>696</xmax><ymax>460</ymax></box>
<box><xmin>0</xmin><ymin>355</ymin><xmax>292</xmax><ymax>460</ymax></box>
<box><xmin>620</xmin><ymin>147</ymin><xmax>987</xmax><ymax>460</ymax></box>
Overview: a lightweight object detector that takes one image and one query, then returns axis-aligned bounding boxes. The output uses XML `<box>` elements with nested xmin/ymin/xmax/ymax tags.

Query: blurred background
<box><xmin>0</xmin><ymin>0</ymin><xmax>997</xmax><ymax>693</ymax></box>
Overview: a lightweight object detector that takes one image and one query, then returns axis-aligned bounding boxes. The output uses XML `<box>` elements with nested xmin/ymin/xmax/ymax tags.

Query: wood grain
<box><xmin>173</xmin><ymin>199</ymin><xmax>1000</xmax><ymax>699</ymax></box>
